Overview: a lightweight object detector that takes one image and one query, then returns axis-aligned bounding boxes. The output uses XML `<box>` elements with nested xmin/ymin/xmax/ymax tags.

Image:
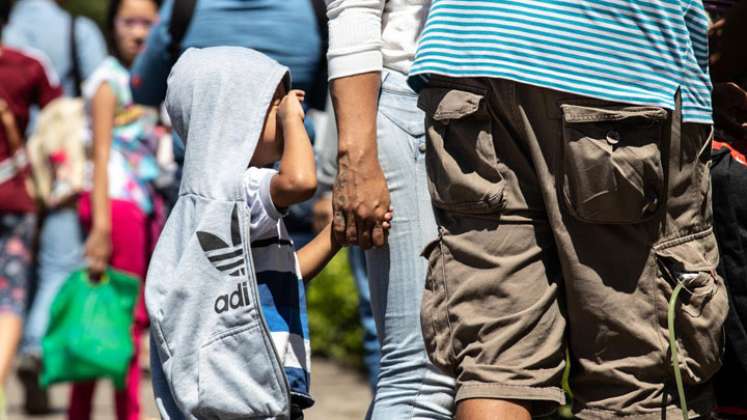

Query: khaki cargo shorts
<box><xmin>417</xmin><ymin>76</ymin><xmax>728</xmax><ymax>419</ymax></box>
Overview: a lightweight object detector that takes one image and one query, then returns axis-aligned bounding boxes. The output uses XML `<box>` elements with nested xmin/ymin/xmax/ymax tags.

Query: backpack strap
<box><xmin>168</xmin><ymin>0</ymin><xmax>198</xmax><ymax>59</ymax></box>
<box><xmin>307</xmin><ymin>0</ymin><xmax>329</xmax><ymax>111</ymax></box>
<box><xmin>70</xmin><ymin>15</ymin><xmax>83</xmax><ymax>97</ymax></box>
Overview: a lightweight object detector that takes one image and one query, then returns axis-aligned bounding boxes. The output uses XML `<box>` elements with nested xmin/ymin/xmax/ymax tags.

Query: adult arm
<box><xmin>326</xmin><ymin>0</ymin><xmax>389</xmax><ymax>249</ymax></box>
<box><xmin>84</xmin><ymin>83</ymin><xmax>116</xmax><ymax>276</ymax></box>
<box><xmin>130</xmin><ymin>0</ymin><xmax>176</xmax><ymax>106</ymax></box>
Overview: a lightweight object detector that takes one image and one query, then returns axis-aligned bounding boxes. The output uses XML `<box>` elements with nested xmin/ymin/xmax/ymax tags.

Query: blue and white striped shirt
<box><xmin>410</xmin><ymin>0</ymin><xmax>713</xmax><ymax>124</ymax></box>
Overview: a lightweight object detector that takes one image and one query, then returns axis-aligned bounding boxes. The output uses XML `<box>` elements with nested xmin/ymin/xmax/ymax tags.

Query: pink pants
<box><xmin>69</xmin><ymin>195</ymin><xmax>154</xmax><ymax>420</ymax></box>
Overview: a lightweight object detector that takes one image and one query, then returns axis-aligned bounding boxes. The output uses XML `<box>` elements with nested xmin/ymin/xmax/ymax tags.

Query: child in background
<box><xmin>0</xmin><ymin>0</ymin><xmax>62</xmax><ymax>415</ymax></box>
<box><xmin>146</xmin><ymin>46</ymin><xmax>391</xmax><ymax>420</ymax></box>
<box><xmin>73</xmin><ymin>0</ymin><xmax>162</xmax><ymax>419</ymax></box>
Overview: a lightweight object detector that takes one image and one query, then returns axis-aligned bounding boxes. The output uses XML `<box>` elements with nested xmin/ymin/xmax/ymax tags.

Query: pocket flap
<box><xmin>654</xmin><ymin>229</ymin><xmax>719</xmax><ymax>273</ymax></box>
<box><xmin>561</xmin><ymin>104</ymin><xmax>667</xmax><ymax>124</ymax></box>
<box><xmin>418</xmin><ymin>88</ymin><xmax>487</xmax><ymax>122</ymax></box>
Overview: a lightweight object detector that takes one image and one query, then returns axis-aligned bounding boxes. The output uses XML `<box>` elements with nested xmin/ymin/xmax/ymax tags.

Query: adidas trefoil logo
<box><xmin>196</xmin><ymin>205</ymin><xmax>246</xmax><ymax>278</ymax></box>
<box><xmin>197</xmin><ymin>206</ymin><xmax>253</xmax><ymax>314</ymax></box>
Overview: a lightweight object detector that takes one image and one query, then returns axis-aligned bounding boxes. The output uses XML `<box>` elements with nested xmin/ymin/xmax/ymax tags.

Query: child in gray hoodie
<box><xmin>145</xmin><ymin>46</ymin><xmax>390</xmax><ymax>420</ymax></box>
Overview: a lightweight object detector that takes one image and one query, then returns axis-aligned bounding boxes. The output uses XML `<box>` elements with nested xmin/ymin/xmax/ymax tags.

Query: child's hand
<box><xmin>278</xmin><ymin>90</ymin><xmax>306</xmax><ymax>122</ymax></box>
<box><xmin>380</xmin><ymin>207</ymin><xmax>394</xmax><ymax>231</ymax></box>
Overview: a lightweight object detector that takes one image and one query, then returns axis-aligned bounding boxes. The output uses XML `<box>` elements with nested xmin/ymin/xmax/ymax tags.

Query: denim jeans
<box><xmin>365</xmin><ymin>70</ymin><xmax>455</xmax><ymax>419</ymax></box>
<box><xmin>21</xmin><ymin>207</ymin><xmax>84</xmax><ymax>355</ymax></box>
<box><xmin>348</xmin><ymin>246</ymin><xmax>380</xmax><ymax>391</ymax></box>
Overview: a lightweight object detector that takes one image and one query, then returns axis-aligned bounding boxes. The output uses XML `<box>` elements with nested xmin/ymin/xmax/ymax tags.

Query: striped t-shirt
<box><xmin>243</xmin><ymin>167</ymin><xmax>313</xmax><ymax>408</ymax></box>
<box><xmin>410</xmin><ymin>0</ymin><xmax>713</xmax><ymax>124</ymax></box>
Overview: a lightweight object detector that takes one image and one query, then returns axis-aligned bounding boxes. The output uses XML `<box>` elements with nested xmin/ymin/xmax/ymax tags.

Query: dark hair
<box><xmin>0</xmin><ymin>0</ymin><xmax>13</xmax><ymax>29</ymax></box>
<box><xmin>105</xmin><ymin>0</ymin><xmax>161</xmax><ymax>59</ymax></box>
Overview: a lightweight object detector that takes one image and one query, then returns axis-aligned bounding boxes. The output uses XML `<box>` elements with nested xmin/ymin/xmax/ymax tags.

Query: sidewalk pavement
<box><xmin>5</xmin><ymin>357</ymin><xmax>370</xmax><ymax>420</ymax></box>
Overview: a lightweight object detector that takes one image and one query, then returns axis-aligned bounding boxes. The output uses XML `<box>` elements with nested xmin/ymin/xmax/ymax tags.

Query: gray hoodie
<box><xmin>145</xmin><ymin>47</ymin><xmax>292</xmax><ymax>420</ymax></box>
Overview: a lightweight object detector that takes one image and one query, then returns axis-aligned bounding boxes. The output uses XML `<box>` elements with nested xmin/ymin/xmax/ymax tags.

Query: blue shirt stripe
<box><xmin>410</xmin><ymin>0</ymin><xmax>713</xmax><ymax>123</ymax></box>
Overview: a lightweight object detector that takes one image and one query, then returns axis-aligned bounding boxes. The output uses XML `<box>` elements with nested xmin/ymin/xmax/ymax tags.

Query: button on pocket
<box><xmin>418</xmin><ymin>88</ymin><xmax>505</xmax><ymax>214</ymax></box>
<box><xmin>560</xmin><ymin>104</ymin><xmax>668</xmax><ymax>224</ymax></box>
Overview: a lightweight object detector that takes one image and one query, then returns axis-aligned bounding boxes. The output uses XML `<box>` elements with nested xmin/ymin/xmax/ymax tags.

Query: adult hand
<box><xmin>713</xmin><ymin>82</ymin><xmax>747</xmax><ymax>141</ymax></box>
<box><xmin>333</xmin><ymin>153</ymin><xmax>390</xmax><ymax>249</ymax></box>
<box><xmin>85</xmin><ymin>228</ymin><xmax>112</xmax><ymax>279</ymax></box>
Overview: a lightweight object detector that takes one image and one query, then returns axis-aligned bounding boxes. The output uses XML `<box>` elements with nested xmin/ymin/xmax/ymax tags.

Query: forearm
<box><xmin>91</xmin><ymin>151</ymin><xmax>111</xmax><ymax>232</ymax></box>
<box><xmin>298</xmin><ymin>224</ymin><xmax>340</xmax><ymax>281</ymax></box>
<box><xmin>331</xmin><ymin>72</ymin><xmax>380</xmax><ymax>161</ymax></box>
<box><xmin>272</xmin><ymin>116</ymin><xmax>317</xmax><ymax>208</ymax></box>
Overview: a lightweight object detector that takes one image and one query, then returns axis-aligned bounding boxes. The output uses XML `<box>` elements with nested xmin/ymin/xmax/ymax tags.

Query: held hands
<box><xmin>278</xmin><ymin>90</ymin><xmax>306</xmax><ymax>123</ymax></box>
<box><xmin>332</xmin><ymin>154</ymin><xmax>392</xmax><ymax>249</ymax></box>
<box><xmin>85</xmin><ymin>228</ymin><xmax>112</xmax><ymax>278</ymax></box>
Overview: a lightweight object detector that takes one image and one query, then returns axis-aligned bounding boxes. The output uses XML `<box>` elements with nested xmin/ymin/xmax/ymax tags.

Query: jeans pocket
<box><xmin>418</xmin><ymin>88</ymin><xmax>505</xmax><ymax>214</ymax></box>
<box><xmin>560</xmin><ymin>104</ymin><xmax>668</xmax><ymax>224</ymax></box>
<box><xmin>196</xmin><ymin>324</ymin><xmax>287</xmax><ymax>419</ymax></box>
<box><xmin>420</xmin><ymin>228</ymin><xmax>456</xmax><ymax>375</ymax></box>
<box><xmin>654</xmin><ymin>231</ymin><xmax>728</xmax><ymax>384</ymax></box>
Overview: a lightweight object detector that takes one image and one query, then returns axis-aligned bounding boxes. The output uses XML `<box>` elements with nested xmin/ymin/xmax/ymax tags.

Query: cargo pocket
<box><xmin>420</xmin><ymin>227</ymin><xmax>456</xmax><ymax>375</ymax></box>
<box><xmin>196</xmin><ymin>324</ymin><xmax>286</xmax><ymax>419</ymax></box>
<box><xmin>560</xmin><ymin>104</ymin><xmax>668</xmax><ymax>224</ymax></box>
<box><xmin>418</xmin><ymin>88</ymin><xmax>505</xmax><ymax>214</ymax></box>
<box><xmin>654</xmin><ymin>230</ymin><xmax>728</xmax><ymax>384</ymax></box>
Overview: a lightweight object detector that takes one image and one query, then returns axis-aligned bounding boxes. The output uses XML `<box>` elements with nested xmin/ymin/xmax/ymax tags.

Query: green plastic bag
<box><xmin>41</xmin><ymin>268</ymin><xmax>140</xmax><ymax>389</ymax></box>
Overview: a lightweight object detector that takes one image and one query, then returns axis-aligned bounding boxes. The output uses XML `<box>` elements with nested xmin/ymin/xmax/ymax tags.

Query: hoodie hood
<box><xmin>166</xmin><ymin>46</ymin><xmax>291</xmax><ymax>200</ymax></box>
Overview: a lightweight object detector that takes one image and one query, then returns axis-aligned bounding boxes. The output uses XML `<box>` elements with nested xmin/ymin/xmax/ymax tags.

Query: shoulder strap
<box><xmin>307</xmin><ymin>0</ymin><xmax>329</xmax><ymax>111</ymax></box>
<box><xmin>168</xmin><ymin>0</ymin><xmax>198</xmax><ymax>59</ymax></box>
<box><xmin>70</xmin><ymin>15</ymin><xmax>83</xmax><ymax>97</ymax></box>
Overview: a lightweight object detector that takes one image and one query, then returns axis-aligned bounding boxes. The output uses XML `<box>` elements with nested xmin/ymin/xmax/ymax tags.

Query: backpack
<box><xmin>25</xmin><ymin>16</ymin><xmax>87</xmax><ymax>209</ymax></box>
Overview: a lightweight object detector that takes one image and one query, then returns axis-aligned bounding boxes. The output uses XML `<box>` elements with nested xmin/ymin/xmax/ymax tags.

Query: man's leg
<box><xmin>457</xmin><ymin>399</ymin><xmax>531</xmax><ymax>420</ymax></box>
<box><xmin>418</xmin><ymin>78</ymin><xmax>567</xmax><ymax>418</ymax></box>
<box><xmin>512</xmin><ymin>82</ymin><xmax>728</xmax><ymax>418</ymax></box>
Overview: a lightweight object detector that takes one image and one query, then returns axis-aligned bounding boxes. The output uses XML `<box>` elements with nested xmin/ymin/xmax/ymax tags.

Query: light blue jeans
<box><xmin>365</xmin><ymin>70</ymin><xmax>455</xmax><ymax>419</ymax></box>
<box><xmin>349</xmin><ymin>246</ymin><xmax>381</xmax><ymax>391</ymax></box>
<box><xmin>21</xmin><ymin>207</ymin><xmax>84</xmax><ymax>355</ymax></box>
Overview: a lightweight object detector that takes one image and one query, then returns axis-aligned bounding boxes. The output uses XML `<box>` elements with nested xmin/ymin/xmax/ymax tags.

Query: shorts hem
<box><xmin>455</xmin><ymin>383</ymin><xmax>566</xmax><ymax>406</ymax></box>
<box><xmin>574</xmin><ymin>393</ymin><xmax>714</xmax><ymax>419</ymax></box>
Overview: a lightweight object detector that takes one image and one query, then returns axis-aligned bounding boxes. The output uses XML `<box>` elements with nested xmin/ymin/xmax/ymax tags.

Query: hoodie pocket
<box><xmin>196</xmin><ymin>324</ymin><xmax>286</xmax><ymax>419</ymax></box>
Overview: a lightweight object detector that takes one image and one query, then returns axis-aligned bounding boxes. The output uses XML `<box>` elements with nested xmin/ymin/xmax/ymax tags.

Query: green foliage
<box><xmin>306</xmin><ymin>249</ymin><xmax>365</xmax><ymax>369</ymax></box>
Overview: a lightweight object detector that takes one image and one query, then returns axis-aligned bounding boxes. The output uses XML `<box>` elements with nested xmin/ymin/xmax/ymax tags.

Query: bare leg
<box><xmin>456</xmin><ymin>399</ymin><xmax>532</xmax><ymax>420</ymax></box>
<box><xmin>0</xmin><ymin>314</ymin><xmax>23</xmax><ymax>383</ymax></box>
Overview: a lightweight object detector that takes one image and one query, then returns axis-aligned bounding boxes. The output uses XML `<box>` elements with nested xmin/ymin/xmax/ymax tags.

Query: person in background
<box><xmin>0</xmin><ymin>0</ymin><xmax>62</xmax><ymax>416</ymax></box>
<box><xmin>70</xmin><ymin>0</ymin><xmax>161</xmax><ymax>418</ymax></box>
<box><xmin>325</xmin><ymin>0</ymin><xmax>456</xmax><ymax>418</ymax></box>
<box><xmin>3</xmin><ymin>0</ymin><xmax>107</xmax><ymax>413</ymax></box>
<box><xmin>705</xmin><ymin>1</ymin><xmax>747</xmax><ymax>418</ymax></box>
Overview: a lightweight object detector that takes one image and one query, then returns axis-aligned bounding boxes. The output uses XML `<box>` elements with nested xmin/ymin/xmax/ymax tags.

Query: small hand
<box><xmin>312</xmin><ymin>193</ymin><xmax>333</xmax><ymax>234</ymax></box>
<box><xmin>278</xmin><ymin>90</ymin><xmax>306</xmax><ymax>123</ymax></box>
<box><xmin>85</xmin><ymin>228</ymin><xmax>112</xmax><ymax>278</ymax></box>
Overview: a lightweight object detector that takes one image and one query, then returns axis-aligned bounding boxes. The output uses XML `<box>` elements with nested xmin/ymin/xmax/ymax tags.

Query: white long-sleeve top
<box><xmin>326</xmin><ymin>0</ymin><xmax>431</xmax><ymax>80</ymax></box>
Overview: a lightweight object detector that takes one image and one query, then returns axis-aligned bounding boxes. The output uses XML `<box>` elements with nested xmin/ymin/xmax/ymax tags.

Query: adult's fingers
<box><xmin>345</xmin><ymin>210</ymin><xmax>358</xmax><ymax>244</ymax></box>
<box><xmin>371</xmin><ymin>223</ymin><xmax>387</xmax><ymax>248</ymax></box>
<box><xmin>332</xmin><ymin>209</ymin><xmax>348</xmax><ymax>244</ymax></box>
<box><xmin>357</xmin><ymin>217</ymin><xmax>373</xmax><ymax>250</ymax></box>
